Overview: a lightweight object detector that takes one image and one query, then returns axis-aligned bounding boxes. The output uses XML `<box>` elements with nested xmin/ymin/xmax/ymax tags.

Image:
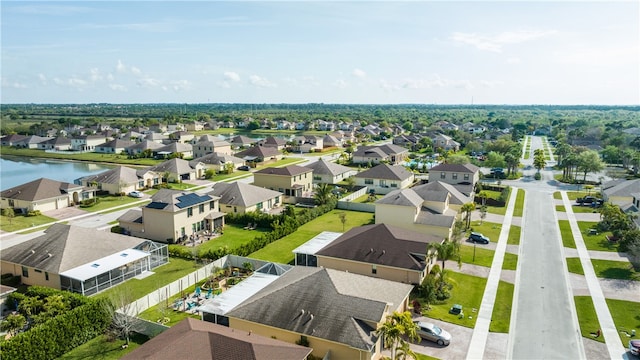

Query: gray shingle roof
<box><xmin>411</xmin><ymin>181</ymin><xmax>471</xmax><ymax>205</ymax></box>
<box><xmin>254</xmin><ymin>165</ymin><xmax>312</xmax><ymax>176</ymax></box>
<box><xmin>235</xmin><ymin>145</ymin><xmax>281</xmax><ymax>159</ymax></box>
<box><xmin>190</xmin><ymin>153</ymin><xmax>244</xmax><ymax>167</ymax></box>
<box><xmin>305</xmin><ymin>158</ymin><xmax>354</xmax><ymax>176</ymax></box>
<box><xmin>78</xmin><ymin>166</ymin><xmax>140</xmax><ymax>185</ymax></box>
<box><xmin>97</xmin><ymin>139</ymin><xmax>136</xmax><ymax>149</ymax></box>
<box><xmin>353</xmin><ymin>144</ymin><xmax>408</xmax><ymax>158</ymax></box>
<box><xmin>208</xmin><ymin>182</ymin><xmax>282</xmax><ymax>207</ymax></box>
<box><xmin>429</xmin><ymin>163</ymin><xmax>479</xmax><ymax>174</ymax></box>
<box><xmin>415</xmin><ymin>207</ymin><xmax>457</xmax><ymax>227</ymax></box>
<box><xmin>1</xmin><ymin>223</ymin><xmax>145</xmax><ymax>274</ymax></box>
<box><xmin>227</xmin><ymin>267</ymin><xmax>413</xmax><ymax>352</ymax></box>
<box><xmin>603</xmin><ymin>179</ymin><xmax>640</xmax><ymax>198</ymax></box>
<box><xmin>354</xmin><ymin>164</ymin><xmax>413</xmax><ymax>181</ymax></box>
<box><xmin>122</xmin><ymin>318</ymin><xmax>312</xmax><ymax>360</ymax></box>
<box><xmin>1</xmin><ymin>178</ymin><xmax>84</xmax><ymax>201</ymax></box>
<box><xmin>145</xmin><ymin>158</ymin><xmax>195</xmax><ymax>175</ymax></box>
<box><xmin>375</xmin><ymin>189</ymin><xmax>423</xmax><ymax>207</ymax></box>
<box><xmin>126</xmin><ymin>140</ymin><xmax>164</xmax><ymax>151</ymax></box>
<box><xmin>316</xmin><ymin>224</ymin><xmax>443</xmax><ymax>271</ymax></box>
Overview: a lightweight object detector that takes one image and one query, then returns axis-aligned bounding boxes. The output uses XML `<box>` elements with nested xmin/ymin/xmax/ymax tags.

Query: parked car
<box><xmin>576</xmin><ymin>196</ymin><xmax>603</xmax><ymax>205</ymax></box>
<box><xmin>469</xmin><ymin>232</ymin><xmax>490</xmax><ymax>244</ymax></box>
<box><xmin>129</xmin><ymin>191</ymin><xmax>143</xmax><ymax>198</ymax></box>
<box><xmin>237</xmin><ymin>165</ymin><xmax>250</xmax><ymax>171</ymax></box>
<box><xmin>630</xmin><ymin>339</ymin><xmax>640</xmax><ymax>356</ymax></box>
<box><xmin>413</xmin><ymin>321</ymin><xmax>452</xmax><ymax>346</ymax></box>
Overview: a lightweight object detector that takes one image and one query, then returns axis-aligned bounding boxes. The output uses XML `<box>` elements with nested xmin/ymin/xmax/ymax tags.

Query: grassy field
<box><xmin>558</xmin><ymin>220</ymin><xmax>577</xmax><ymax>248</ymax></box>
<box><xmin>489</xmin><ymin>281</ymin><xmax>514</xmax><ymax>333</ymax></box>
<box><xmin>591</xmin><ymin>259</ymin><xmax>639</xmax><ymax>281</ymax></box>
<box><xmin>485</xmin><ymin>187</ymin><xmax>512</xmax><ymax>215</ymax></box>
<box><xmin>1</xmin><ymin>146</ymin><xmax>160</xmax><ymax>166</ymax></box>
<box><xmin>249</xmin><ymin>209</ymin><xmax>374</xmax><ymax>264</ymax></box>
<box><xmin>566</xmin><ymin>257</ymin><xmax>585</xmax><ymax>275</ymax></box>
<box><xmin>507</xmin><ymin>225</ymin><xmax>521</xmax><ymax>245</ymax></box>
<box><xmin>577</xmin><ymin>221</ymin><xmax>617</xmax><ymax>252</ymax></box>
<box><xmin>187</xmin><ymin>223</ymin><xmax>271</xmax><ymax>256</ymax></box>
<box><xmin>420</xmin><ymin>272</ymin><xmax>487</xmax><ymax>328</ymax></box>
<box><xmin>467</xmin><ymin>221</ymin><xmax>502</xmax><ymax>243</ymax></box>
<box><xmin>0</xmin><ymin>213</ymin><xmax>58</xmax><ymax>232</ymax></box>
<box><xmin>57</xmin><ymin>333</ymin><xmax>150</xmax><ymax>360</ymax></box>
<box><xmin>80</xmin><ymin>195</ymin><xmax>147</xmax><ymax>213</ymax></box>
<box><xmin>513</xmin><ymin>189</ymin><xmax>525</xmax><ymax>217</ymax></box>
<box><xmin>574</xmin><ymin>296</ymin><xmax>604</xmax><ymax>343</ymax></box>
<box><xmin>607</xmin><ymin>298</ymin><xmax>640</xmax><ymax>344</ymax></box>
<box><xmin>459</xmin><ymin>245</ymin><xmax>494</xmax><ymax>268</ymax></box>
<box><xmin>502</xmin><ymin>253</ymin><xmax>518</xmax><ymax>271</ymax></box>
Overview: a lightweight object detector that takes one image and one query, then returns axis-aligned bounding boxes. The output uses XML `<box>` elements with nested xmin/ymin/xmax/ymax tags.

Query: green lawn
<box><xmin>578</xmin><ymin>222</ymin><xmax>617</xmax><ymax>252</ymax></box>
<box><xmin>607</xmin><ymin>298</ymin><xmax>640</xmax><ymax>344</ymax></box>
<box><xmin>188</xmin><ymin>223</ymin><xmax>270</xmax><ymax>256</ymax></box>
<box><xmin>137</xmin><ymin>280</ymin><xmax>204</xmax><ymax>326</ymax></box>
<box><xmin>459</xmin><ymin>245</ymin><xmax>494</xmax><ymax>268</ymax></box>
<box><xmin>513</xmin><ymin>189</ymin><xmax>525</xmax><ymax>217</ymax></box>
<box><xmin>414</xmin><ymin>353</ymin><xmax>439</xmax><ymax>360</ymax></box>
<box><xmin>57</xmin><ymin>333</ymin><xmax>149</xmax><ymax>360</ymax></box>
<box><xmin>485</xmin><ymin>188</ymin><xmax>512</xmax><ymax>215</ymax></box>
<box><xmin>81</xmin><ymin>196</ymin><xmax>148</xmax><ymax>213</ymax></box>
<box><xmin>0</xmin><ymin>213</ymin><xmax>58</xmax><ymax>232</ymax></box>
<box><xmin>468</xmin><ymin>221</ymin><xmax>502</xmax><ymax>243</ymax></box>
<box><xmin>592</xmin><ymin>259</ymin><xmax>639</xmax><ymax>281</ymax></box>
<box><xmin>571</xmin><ymin>205</ymin><xmax>600</xmax><ymax>214</ymax></box>
<box><xmin>0</xmin><ymin>146</ymin><xmax>160</xmax><ymax>166</ymax></box>
<box><xmin>419</xmin><ymin>272</ymin><xmax>487</xmax><ymax>328</ymax></box>
<box><xmin>507</xmin><ymin>225</ymin><xmax>521</xmax><ymax>245</ymax></box>
<box><xmin>489</xmin><ymin>281</ymin><xmax>514</xmax><ymax>333</ymax></box>
<box><xmin>249</xmin><ymin>210</ymin><xmax>374</xmax><ymax>264</ymax></box>
<box><xmin>95</xmin><ymin>257</ymin><xmax>202</xmax><ymax>301</ymax></box>
<box><xmin>502</xmin><ymin>253</ymin><xmax>518</xmax><ymax>271</ymax></box>
<box><xmin>558</xmin><ymin>220</ymin><xmax>576</xmax><ymax>248</ymax></box>
<box><xmin>574</xmin><ymin>297</ymin><xmax>602</xmax><ymax>343</ymax></box>
<box><xmin>566</xmin><ymin>257</ymin><xmax>585</xmax><ymax>275</ymax></box>
<box><xmin>555</xmin><ymin>205</ymin><xmax>566</xmax><ymax>212</ymax></box>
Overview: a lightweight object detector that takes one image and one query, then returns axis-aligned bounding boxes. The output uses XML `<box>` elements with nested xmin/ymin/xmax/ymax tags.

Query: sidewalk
<box><xmin>465</xmin><ymin>185</ymin><xmax>518</xmax><ymax>359</ymax></box>
<box><xmin>561</xmin><ymin>192</ymin><xmax>627</xmax><ymax>359</ymax></box>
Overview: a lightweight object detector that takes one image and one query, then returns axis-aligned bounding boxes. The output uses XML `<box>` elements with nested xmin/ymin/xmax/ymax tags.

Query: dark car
<box><xmin>469</xmin><ymin>232</ymin><xmax>490</xmax><ymax>244</ymax></box>
<box><xmin>577</xmin><ymin>196</ymin><xmax>603</xmax><ymax>206</ymax></box>
<box><xmin>237</xmin><ymin>165</ymin><xmax>250</xmax><ymax>171</ymax></box>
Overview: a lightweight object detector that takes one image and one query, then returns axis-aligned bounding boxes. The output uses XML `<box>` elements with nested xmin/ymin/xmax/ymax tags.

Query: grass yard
<box><xmin>459</xmin><ymin>245</ymin><xmax>494</xmax><ymax>268</ymax></box>
<box><xmin>502</xmin><ymin>253</ymin><xmax>518</xmax><ymax>271</ymax></box>
<box><xmin>0</xmin><ymin>147</ymin><xmax>160</xmax><ymax>166</ymax></box>
<box><xmin>507</xmin><ymin>225</ymin><xmax>521</xmax><ymax>245</ymax></box>
<box><xmin>188</xmin><ymin>223</ymin><xmax>271</xmax><ymax>255</ymax></box>
<box><xmin>513</xmin><ymin>189</ymin><xmax>525</xmax><ymax>217</ymax></box>
<box><xmin>468</xmin><ymin>221</ymin><xmax>502</xmax><ymax>243</ymax></box>
<box><xmin>420</xmin><ymin>272</ymin><xmax>487</xmax><ymax>328</ymax></box>
<box><xmin>0</xmin><ymin>213</ymin><xmax>57</xmax><ymax>232</ymax></box>
<box><xmin>571</xmin><ymin>205</ymin><xmax>600</xmax><ymax>214</ymax></box>
<box><xmin>95</xmin><ymin>257</ymin><xmax>202</xmax><ymax>301</ymax></box>
<box><xmin>137</xmin><ymin>280</ymin><xmax>204</xmax><ymax>326</ymax></box>
<box><xmin>58</xmin><ymin>333</ymin><xmax>150</xmax><ymax>360</ymax></box>
<box><xmin>566</xmin><ymin>257</ymin><xmax>585</xmax><ymax>275</ymax></box>
<box><xmin>578</xmin><ymin>221</ymin><xmax>617</xmax><ymax>252</ymax></box>
<box><xmin>489</xmin><ymin>281</ymin><xmax>514</xmax><ymax>333</ymax></box>
<box><xmin>556</xmin><ymin>205</ymin><xmax>566</xmax><ymax>212</ymax></box>
<box><xmin>607</xmin><ymin>298</ymin><xmax>640</xmax><ymax>344</ymax></box>
<box><xmin>249</xmin><ymin>210</ymin><xmax>374</xmax><ymax>264</ymax></box>
<box><xmin>485</xmin><ymin>187</ymin><xmax>512</xmax><ymax>215</ymax></box>
<box><xmin>558</xmin><ymin>220</ymin><xmax>577</xmax><ymax>249</ymax></box>
<box><xmin>414</xmin><ymin>353</ymin><xmax>440</xmax><ymax>360</ymax></box>
<box><xmin>352</xmin><ymin>193</ymin><xmax>383</xmax><ymax>203</ymax></box>
<box><xmin>592</xmin><ymin>259</ymin><xmax>639</xmax><ymax>281</ymax></box>
<box><xmin>574</xmin><ymin>296</ymin><xmax>604</xmax><ymax>343</ymax></box>
<box><xmin>80</xmin><ymin>195</ymin><xmax>147</xmax><ymax>213</ymax></box>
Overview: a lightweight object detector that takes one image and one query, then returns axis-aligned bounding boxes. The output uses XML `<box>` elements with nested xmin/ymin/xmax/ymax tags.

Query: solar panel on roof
<box><xmin>175</xmin><ymin>193</ymin><xmax>212</xmax><ymax>209</ymax></box>
<box><xmin>146</xmin><ymin>202</ymin><xmax>167</xmax><ymax>209</ymax></box>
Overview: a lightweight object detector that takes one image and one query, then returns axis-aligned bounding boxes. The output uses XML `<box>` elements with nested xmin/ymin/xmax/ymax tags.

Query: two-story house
<box><xmin>352</xmin><ymin>144</ymin><xmax>409</xmax><ymax>166</ymax></box>
<box><xmin>253</xmin><ymin>165</ymin><xmax>313</xmax><ymax>202</ymax></box>
<box><xmin>71</xmin><ymin>135</ymin><xmax>107</xmax><ymax>151</ymax></box>
<box><xmin>353</xmin><ymin>164</ymin><xmax>415</xmax><ymax>195</ymax></box>
<box><xmin>428</xmin><ymin>163</ymin><xmax>480</xmax><ymax>196</ymax></box>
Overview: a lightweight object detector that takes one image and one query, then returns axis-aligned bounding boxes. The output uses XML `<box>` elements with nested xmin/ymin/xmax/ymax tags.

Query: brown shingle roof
<box><xmin>1</xmin><ymin>178</ymin><xmax>84</xmax><ymax>201</ymax></box>
<box><xmin>354</xmin><ymin>163</ymin><xmax>413</xmax><ymax>181</ymax></box>
<box><xmin>121</xmin><ymin>318</ymin><xmax>312</xmax><ymax>360</ymax></box>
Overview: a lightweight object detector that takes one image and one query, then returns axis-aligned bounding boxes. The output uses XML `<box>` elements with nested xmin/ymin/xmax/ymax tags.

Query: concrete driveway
<box><xmin>408</xmin><ymin>316</ymin><xmax>474</xmax><ymax>359</ymax></box>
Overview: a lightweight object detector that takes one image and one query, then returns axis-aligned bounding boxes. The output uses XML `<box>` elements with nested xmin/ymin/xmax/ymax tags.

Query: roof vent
<box><xmin>31</xmin><ymin>250</ymin><xmax>35</xmax><ymax>254</ymax></box>
<box><xmin>370</xmin><ymin>248</ymin><xmax>374</xmax><ymax>253</ymax></box>
<box><xmin>47</xmin><ymin>253</ymin><xmax>52</xmax><ymax>258</ymax></box>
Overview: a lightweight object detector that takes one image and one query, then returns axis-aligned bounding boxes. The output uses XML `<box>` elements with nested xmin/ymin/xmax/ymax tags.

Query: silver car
<box><xmin>414</xmin><ymin>321</ymin><xmax>452</xmax><ymax>346</ymax></box>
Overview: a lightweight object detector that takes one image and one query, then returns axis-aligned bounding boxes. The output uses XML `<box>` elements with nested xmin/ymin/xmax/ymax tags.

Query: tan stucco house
<box><xmin>1</xmin><ymin>178</ymin><xmax>95</xmax><ymax>212</ymax></box>
<box><xmin>354</xmin><ymin>164</ymin><xmax>415</xmax><ymax>194</ymax></box>
<box><xmin>253</xmin><ymin>165</ymin><xmax>313</xmax><ymax>202</ymax></box>
<box><xmin>305</xmin><ymin>158</ymin><xmax>356</xmax><ymax>184</ymax></box>
<box><xmin>141</xmin><ymin>158</ymin><xmax>204</xmax><ymax>182</ymax></box>
<box><xmin>208</xmin><ymin>182</ymin><xmax>282</xmax><ymax>214</ymax></box>
<box><xmin>352</xmin><ymin>144</ymin><xmax>409</xmax><ymax>165</ymax></box>
<box><xmin>117</xmin><ymin>189</ymin><xmax>225</xmax><ymax>243</ymax></box>
<box><xmin>428</xmin><ymin>162</ymin><xmax>480</xmax><ymax>196</ymax></box>
<box><xmin>77</xmin><ymin>166</ymin><xmax>160</xmax><ymax>195</ymax></box>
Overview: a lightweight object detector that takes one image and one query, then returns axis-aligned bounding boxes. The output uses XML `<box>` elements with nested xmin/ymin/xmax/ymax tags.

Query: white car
<box><xmin>129</xmin><ymin>191</ymin><xmax>143</xmax><ymax>198</ymax></box>
<box><xmin>414</xmin><ymin>321</ymin><xmax>452</xmax><ymax>346</ymax></box>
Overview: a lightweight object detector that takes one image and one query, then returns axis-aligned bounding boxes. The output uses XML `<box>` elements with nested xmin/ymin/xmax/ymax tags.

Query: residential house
<box><xmin>118</xmin><ymin>189</ymin><xmax>224</xmax><ymax>243</ymax></box>
<box><xmin>13</xmin><ymin>135</ymin><xmax>51</xmax><ymax>149</ymax></box>
<box><xmin>296</xmin><ymin>223</ymin><xmax>443</xmax><ymax>284</ymax></box>
<box><xmin>276</xmin><ymin>120</ymin><xmax>295</xmax><ymax>130</ymax></box>
<box><xmin>235</xmin><ymin>145</ymin><xmax>283</xmax><ymax>163</ymax></box>
<box><xmin>434</xmin><ymin>121</ymin><xmax>459</xmax><ymax>131</ymax></box>
<box><xmin>142</xmin><ymin>158</ymin><xmax>203</xmax><ymax>182</ymax></box>
<box><xmin>125</xmin><ymin>140</ymin><xmax>164</xmax><ymax>156</ymax></box>
<box><xmin>190</xmin><ymin>153</ymin><xmax>245</xmax><ymax>173</ymax></box>
<box><xmin>374</xmin><ymin>181</ymin><xmax>471</xmax><ymax>239</ymax></box>
<box><xmin>0</xmin><ymin>134</ymin><xmax>27</xmax><ymax>146</ymax></box>
<box><xmin>221</xmin><ymin>266</ymin><xmax>413</xmax><ymax>360</ymax></box>
<box><xmin>253</xmin><ymin>165</ymin><xmax>313</xmax><ymax>201</ymax></box>
<box><xmin>121</xmin><ymin>318</ymin><xmax>312</xmax><ymax>360</ymax></box>
<box><xmin>192</xmin><ymin>135</ymin><xmax>233</xmax><ymax>158</ymax></box>
<box><xmin>229</xmin><ymin>135</ymin><xmax>256</xmax><ymax>149</ymax></box>
<box><xmin>146</xmin><ymin>132</ymin><xmax>170</xmax><ymax>144</ymax></box>
<box><xmin>167</xmin><ymin>124</ymin><xmax>185</xmax><ymax>132</ymax></box>
<box><xmin>392</xmin><ymin>134</ymin><xmax>423</xmax><ymax>151</ymax></box>
<box><xmin>352</xmin><ymin>144</ymin><xmax>409</xmax><ymax>166</ymax></box>
<box><xmin>322</xmin><ymin>134</ymin><xmax>341</xmax><ymax>148</ymax></box>
<box><xmin>71</xmin><ymin>134</ymin><xmax>106</xmax><ymax>151</ymax></box>
<box><xmin>295</xmin><ymin>122</ymin><xmax>308</xmax><ymax>130</ymax></box>
<box><xmin>305</xmin><ymin>158</ymin><xmax>356</xmax><ymax>184</ymax></box>
<box><xmin>76</xmin><ymin>166</ymin><xmax>160</xmax><ymax>194</ymax></box>
<box><xmin>1</xmin><ymin>178</ymin><xmax>95</xmax><ymax>212</ymax></box>
<box><xmin>258</xmin><ymin>136</ymin><xmax>288</xmax><ymax>151</ymax></box>
<box><xmin>431</xmin><ymin>133</ymin><xmax>460</xmax><ymax>152</ymax></box>
<box><xmin>428</xmin><ymin>163</ymin><xmax>480</xmax><ymax>196</ymax></box>
<box><xmin>602</xmin><ymin>179</ymin><xmax>640</xmax><ymax>210</ymax></box>
<box><xmin>149</xmin><ymin>124</ymin><xmax>168</xmax><ymax>133</ymax></box>
<box><xmin>155</xmin><ymin>142</ymin><xmax>194</xmax><ymax>159</ymax></box>
<box><xmin>0</xmin><ymin>223</ymin><xmax>168</xmax><ymax>296</ymax></box>
<box><xmin>119</xmin><ymin>130</ymin><xmax>145</xmax><ymax>142</ymax></box>
<box><xmin>316</xmin><ymin>120</ymin><xmax>335</xmax><ymax>131</ymax></box>
<box><xmin>169</xmin><ymin>131</ymin><xmax>195</xmax><ymax>144</ymax></box>
<box><xmin>291</xmin><ymin>135</ymin><xmax>323</xmax><ymax>153</ymax></box>
<box><xmin>185</xmin><ymin>121</ymin><xmax>206</xmax><ymax>132</ymax></box>
<box><xmin>208</xmin><ymin>182</ymin><xmax>282</xmax><ymax>214</ymax></box>
<box><xmin>37</xmin><ymin>137</ymin><xmax>72</xmax><ymax>151</ymax></box>
<box><xmin>353</xmin><ymin>164</ymin><xmax>415</xmax><ymax>194</ymax></box>
<box><xmin>463</xmin><ymin>122</ymin><xmax>486</xmax><ymax>135</ymax></box>
<box><xmin>95</xmin><ymin>139</ymin><xmax>136</xmax><ymax>154</ymax></box>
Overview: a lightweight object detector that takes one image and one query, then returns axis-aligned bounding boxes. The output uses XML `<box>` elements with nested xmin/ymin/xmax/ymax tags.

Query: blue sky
<box><xmin>1</xmin><ymin>1</ymin><xmax>638</xmax><ymax>105</ymax></box>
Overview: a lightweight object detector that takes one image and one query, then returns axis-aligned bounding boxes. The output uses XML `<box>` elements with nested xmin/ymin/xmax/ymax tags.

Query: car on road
<box><xmin>630</xmin><ymin>339</ymin><xmax>640</xmax><ymax>356</ymax></box>
<box><xmin>129</xmin><ymin>191</ymin><xmax>143</xmax><ymax>198</ymax></box>
<box><xmin>237</xmin><ymin>165</ymin><xmax>250</xmax><ymax>171</ymax></box>
<box><xmin>469</xmin><ymin>232</ymin><xmax>490</xmax><ymax>244</ymax></box>
<box><xmin>414</xmin><ymin>321</ymin><xmax>452</xmax><ymax>346</ymax></box>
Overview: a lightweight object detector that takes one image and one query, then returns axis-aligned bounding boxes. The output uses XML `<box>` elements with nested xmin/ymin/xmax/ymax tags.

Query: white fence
<box><xmin>337</xmin><ymin>186</ymin><xmax>375</xmax><ymax>212</ymax></box>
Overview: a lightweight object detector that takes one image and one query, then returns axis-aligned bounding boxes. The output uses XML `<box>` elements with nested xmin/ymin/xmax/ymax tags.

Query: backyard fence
<box><xmin>336</xmin><ymin>186</ymin><xmax>375</xmax><ymax>212</ymax></box>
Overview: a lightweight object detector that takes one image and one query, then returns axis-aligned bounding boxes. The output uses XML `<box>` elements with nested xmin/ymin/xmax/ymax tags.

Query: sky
<box><xmin>1</xmin><ymin>1</ymin><xmax>639</xmax><ymax>105</ymax></box>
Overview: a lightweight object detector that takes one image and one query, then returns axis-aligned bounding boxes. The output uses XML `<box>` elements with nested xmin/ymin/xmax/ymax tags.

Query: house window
<box><xmin>8</xmin><ymin>199</ymin><xmax>14</xmax><ymax>207</ymax></box>
<box><xmin>379</xmin><ymin>180</ymin><xmax>386</xmax><ymax>187</ymax></box>
<box><xmin>22</xmin><ymin>266</ymin><xmax>29</xmax><ymax>278</ymax></box>
<box><xmin>257</xmin><ymin>202</ymin><xmax>263</xmax><ymax>210</ymax></box>
<box><xmin>464</xmin><ymin>174</ymin><xmax>470</xmax><ymax>181</ymax></box>
<box><xmin>210</xmin><ymin>201</ymin><xmax>215</xmax><ymax>210</ymax></box>
<box><xmin>139</xmin><ymin>181</ymin><xmax>144</xmax><ymax>188</ymax></box>
<box><xmin>372</xmin><ymin>265</ymin><xmax>377</xmax><ymax>274</ymax></box>
<box><xmin>199</xmin><ymin>204</ymin><xmax>205</xmax><ymax>213</ymax></box>
<box><xmin>364</xmin><ymin>179</ymin><xmax>373</xmax><ymax>185</ymax></box>
<box><xmin>234</xmin><ymin>207</ymin><xmax>237</xmax><ymax>213</ymax></box>
<box><xmin>45</xmin><ymin>272</ymin><xmax>49</xmax><ymax>281</ymax></box>
<box><xmin>314</xmin><ymin>176</ymin><xmax>321</xmax><ymax>181</ymax></box>
<box><xmin>181</xmin><ymin>227</ymin><xmax>186</xmax><ymax>236</ymax></box>
<box><xmin>275</xmin><ymin>196</ymin><xmax>280</xmax><ymax>204</ymax></box>
<box><xmin>452</xmin><ymin>173</ymin><xmax>458</xmax><ymax>180</ymax></box>
<box><xmin>187</xmin><ymin>208</ymin><xmax>193</xmax><ymax>217</ymax></box>
<box><xmin>391</xmin><ymin>183</ymin><xmax>398</xmax><ymax>188</ymax></box>
<box><xmin>440</xmin><ymin>172</ymin><xmax>446</xmax><ymax>179</ymax></box>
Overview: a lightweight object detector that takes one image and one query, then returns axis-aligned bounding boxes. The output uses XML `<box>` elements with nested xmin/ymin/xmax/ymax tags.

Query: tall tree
<box><xmin>577</xmin><ymin>150</ymin><xmax>604</xmax><ymax>182</ymax></box>
<box><xmin>375</xmin><ymin>311</ymin><xmax>420</xmax><ymax>360</ymax></box>
<box><xmin>427</xmin><ymin>240</ymin><xmax>461</xmax><ymax>270</ymax></box>
<box><xmin>313</xmin><ymin>183</ymin><xmax>334</xmax><ymax>205</ymax></box>
<box><xmin>461</xmin><ymin>202</ymin><xmax>476</xmax><ymax>229</ymax></box>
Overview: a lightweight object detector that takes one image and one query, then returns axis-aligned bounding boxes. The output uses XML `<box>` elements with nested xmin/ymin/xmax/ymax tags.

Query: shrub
<box><xmin>534</xmin><ymin>172</ymin><xmax>542</xmax><ymax>180</ymax></box>
<box><xmin>26</xmin><ymin>210</ymin><xmax>41</xmax><ymax>217</ymax></box>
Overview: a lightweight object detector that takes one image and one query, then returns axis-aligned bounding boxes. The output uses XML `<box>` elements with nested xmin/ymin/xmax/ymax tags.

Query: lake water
<box><xmin>0</xmin><ymin>156</ymin><xmax>115</xmax><ymax>191</ymax></box>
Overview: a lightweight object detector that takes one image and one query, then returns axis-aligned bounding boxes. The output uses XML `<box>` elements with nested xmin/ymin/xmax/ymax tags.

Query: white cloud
<box><xmin>352</xmin><ymin>68</ymin><xmax>367</xmax><ymax>79</ymax></box>
<box><xmin>451</xmin><ymin>30</ymin><xmax>557</xmax><ymax>52</ymax></box>
<box><xmin>106</xmin><ymin>73</ymin><xmax>114</xmax><ymax>81</ymax></box>
<box><xmin>109</xmin><ymin>84</ymin><xmax>127</xmax><ymax>91</ymax></box>
<box><xmin>38</xmin><ymin>73</ymin><xmax>47</xmax><ymax>85</ymax></box>
<box><xmin>397</xmin><ymin>75</ymin><xmax>474</xmax><ymax>90</ymax></box>
<box><xmin>89</xmin><ymin>68</ymin><xmax>102</xmax><ymax>82</ymax></box>
<box><xmin>479</xmin><ymin>80</ymin><xmax>503</xmax><ymax>88</ymax></box>
<box><xmin>137</xmin><ymin>78</ymin><xmax>161</xmax><ymax>87</ymax></box>
<box><xmin>224</xmin><ymin>71</ymin><xmax>241</xmax><ymax>82</ymax></box>
<box><xmin>1</xmin><ymin>78</ymin><xmax>27</xmax><ymax>89</ymax></box>
<box><xmin>52</xmin><ymin>76</ymin><xmax>87</xmax><ymax>88</ymax></box>
<box><xmin>249</xmin><ymin>75</ymin><xmax>276</xmax><ymax>88</ymax></box>
<box><xmin>131</xmin><ymin>66</ymin><xmax>142</xmax><ymax>75</ymax></box>
<box><xmin>170</xmin><ymin>80</ymin><xmax>191</xmax><ymax>91</ymax></box>
<box><xmin>333</xmin><ymin>79</ymin><xmax>348</xmax><ymax>89</ymax></box>
<box><xmin>116</xmin><ymin>60</ymin><xmax>127</xmax><ymax>73</ymax></box>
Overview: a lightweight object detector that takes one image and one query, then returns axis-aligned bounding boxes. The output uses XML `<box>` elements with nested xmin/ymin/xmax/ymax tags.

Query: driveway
<box><xmin>42</xmin><ymin>206</ymin><xmax>89</xmax><ymax>220</ymax></box>
<box><xmin>407</xmin><ymin>316</ymin><xmax>474</xmax><ymax>359</ymax></box>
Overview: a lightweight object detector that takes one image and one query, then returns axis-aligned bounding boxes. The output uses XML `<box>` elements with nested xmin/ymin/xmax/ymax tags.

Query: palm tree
<box><xmin>375</xmin><ymin>311</ymin><xmax>420</xmax><ymax>360</ymax></box>
<box><xmin>461</xmin><ymin>202</ymin><xmax>476</xmax><ymax>230</ymax></box>
<box><xmin>426</xmin><ymin>240</ymin><xmax>461</xmax><ymax>271</ymax></box>
<box><xmin>313</xmin><ymin>183</ymin><xmax>333</xmax><ymax>205</ymax></box>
